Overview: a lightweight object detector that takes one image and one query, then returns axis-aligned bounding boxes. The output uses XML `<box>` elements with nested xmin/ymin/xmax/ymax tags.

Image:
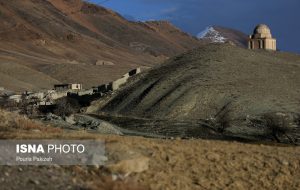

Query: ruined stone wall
<box><xmin>129</xmin><ymin>68</ymin><xmax>141</xmax><ymax>76</ymax></box>
<box><xmin>70</xmin><ymin>84</ymin><xmax>82</xmax><ymax>90</ymax></box>
<box><xmin>46</xmin><ymin>90</ymin><xmax>68</xmax><ymax>100</ymax></box>
<box><xmin>95</xmin><ymin>67</ymin><xmax>142</xmax><ymax>92</ymax></box>
<box><xmin>110</xmin><ymin>76</ymin><xmax>129</xmax><ymax>91</ymax></box>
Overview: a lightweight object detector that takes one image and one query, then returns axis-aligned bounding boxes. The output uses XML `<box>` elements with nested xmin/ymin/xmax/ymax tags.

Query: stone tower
<box><xmin>248</xmin><ymin>24</ymin><xmax>276</xmax><ymax>51</ymax></box>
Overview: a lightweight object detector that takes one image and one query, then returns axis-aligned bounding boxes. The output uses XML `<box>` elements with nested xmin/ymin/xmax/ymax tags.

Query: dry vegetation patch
<box><xmin>0</xmin><ymin>109</ymin><xmax>299</xmax><ymax>190</ymax></box>
<box><xmin>0</xmin><ymin>109</ymin><xmax>62</xmax><ymax>138</ymax></box>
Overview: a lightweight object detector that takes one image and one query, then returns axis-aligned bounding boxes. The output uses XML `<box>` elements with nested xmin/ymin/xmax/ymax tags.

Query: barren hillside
<box><xmin>0</xmin><ymin>0</ymin><xmax>203</xmax><ymax>91</ymax></box>
<box><xmin>99</xmin><ymin>43</ymin><xmax>300</xmax><ymax>119</ymax></box>
<box><xmin>89</xmin><ymin>43</ymin><xmax>300</xmax><ymax>142</ymax></box>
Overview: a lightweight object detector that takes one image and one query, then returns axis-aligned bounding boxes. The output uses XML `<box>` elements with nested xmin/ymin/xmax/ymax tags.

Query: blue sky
<box><xmin>89</xmin><ymin>0</ymin><xmax>300</xmax><ymax>53</ymax></box>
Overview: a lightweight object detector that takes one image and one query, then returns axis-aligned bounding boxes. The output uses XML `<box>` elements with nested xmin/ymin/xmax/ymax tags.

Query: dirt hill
<box><xmin>91</xmin><ymin>43</ymin><xmax>300</xmax><ymax>142</ymax></box>
<box><xmin>100</xmin><ymin>43</ymin><xmax>300</xmax><ymax>119</ymax></box>
<box><xmin>0</xmin><ymin>0</ymin><xmax>203</xmax><ymax>91</ymax></box>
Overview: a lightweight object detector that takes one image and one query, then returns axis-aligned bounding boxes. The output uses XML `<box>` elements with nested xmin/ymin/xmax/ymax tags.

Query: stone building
<box><xmin>54</xmin><ymin>83</ymin><xmax>82</xmax><ymax>91</ymax></box>
<box><xmin>248</xmin><ymin>24</ymin><xmax>276</xmax><ymax>51</ymax></box>
<box><xmin>8</xmin><ymin>95</ymin><xmax>22</xmax><ymax>103</ymax></box>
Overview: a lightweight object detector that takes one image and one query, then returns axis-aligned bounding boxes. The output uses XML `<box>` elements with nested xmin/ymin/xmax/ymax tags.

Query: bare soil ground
<box><xmin>0</xmin><ymin>135</ymin><xmax>299</xmax><ymax>190</ymax></box>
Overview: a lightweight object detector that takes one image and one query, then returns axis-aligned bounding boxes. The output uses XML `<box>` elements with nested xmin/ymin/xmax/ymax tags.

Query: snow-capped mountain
<box><xmin>197</xmin><ymin>26</ymin><xmax>248</xmax><ymax>47</ymax></box>
<box><xmin>197</xmin><ymin>26</ymin><xmax>227</xmax><ymax>43</ymax></box>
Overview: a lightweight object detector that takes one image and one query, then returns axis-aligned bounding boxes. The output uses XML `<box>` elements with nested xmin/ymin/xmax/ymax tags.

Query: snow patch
<box><xmin>197</xmin><ymin>26</ymin><xmax>227</xmax><ymax>43</ymax></box>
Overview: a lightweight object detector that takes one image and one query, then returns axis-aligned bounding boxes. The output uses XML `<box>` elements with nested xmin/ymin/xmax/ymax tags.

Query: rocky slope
<box><xmin>0</xmin><ymin>0</ymin><xmax>203</xmax><ymax>91</ymax></box>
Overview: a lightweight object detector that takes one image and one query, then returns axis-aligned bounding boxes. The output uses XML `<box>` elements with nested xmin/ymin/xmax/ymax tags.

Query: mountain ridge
<box><xmin>197</xmin><ymin>25</ymin><xmax>248</xmax><ymax>47</ymax></box>
<box><xmin>0</xmin><ymin>0</ymin><xmax>203</xmax><ymax>91</ymax></box>
<box><xmin>0</xmin><ymin>0</ymin><xmax>250</xmax><ymax>92</ymax></box>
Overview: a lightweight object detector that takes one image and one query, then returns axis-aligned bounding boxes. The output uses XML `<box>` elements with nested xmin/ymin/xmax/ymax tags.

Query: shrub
<box><xmin>54</xmin><ymin>98</ymin><xmax>80</xmax><ymax>117</ymax></box>
<box><xmin>205</xmin><ymin>101</ymin><xmax>232</xmax><ymax>133</ymax></box>
<box><xmin>261</xmin><ymin>113</ymin><xmax>295</xmax><ymax>143</ymax></box>
<box><xmin>0</xmin><ymin>109</ymin><xmax>62</xmax><ymax>133</ymax></box>
<box><xmin>296</xmin><ymin>114</ymin><xmax>300</xmax><ymax>127</ymax></box>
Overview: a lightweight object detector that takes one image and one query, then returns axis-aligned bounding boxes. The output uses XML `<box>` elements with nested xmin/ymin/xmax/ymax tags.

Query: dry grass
<box><xmin>0</xmin><ymin>109</ymin><xmax>107</xmax><ymax>139</ymax></box>
<box><xmin>0</xmin><ymin>109</ymin><xmax>299</xmax><ymax>190</ymax></box>
<box><xmin>0</xmin><ymin>109</ymin><xmax>62</xmax><ymax>138</ymax></box>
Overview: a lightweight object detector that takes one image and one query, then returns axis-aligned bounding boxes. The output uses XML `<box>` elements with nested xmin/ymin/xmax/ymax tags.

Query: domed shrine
<box><xmin>248</xmin><ymin>24</ymin><xmax>276</xmax><ymax>51</ymax></box>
